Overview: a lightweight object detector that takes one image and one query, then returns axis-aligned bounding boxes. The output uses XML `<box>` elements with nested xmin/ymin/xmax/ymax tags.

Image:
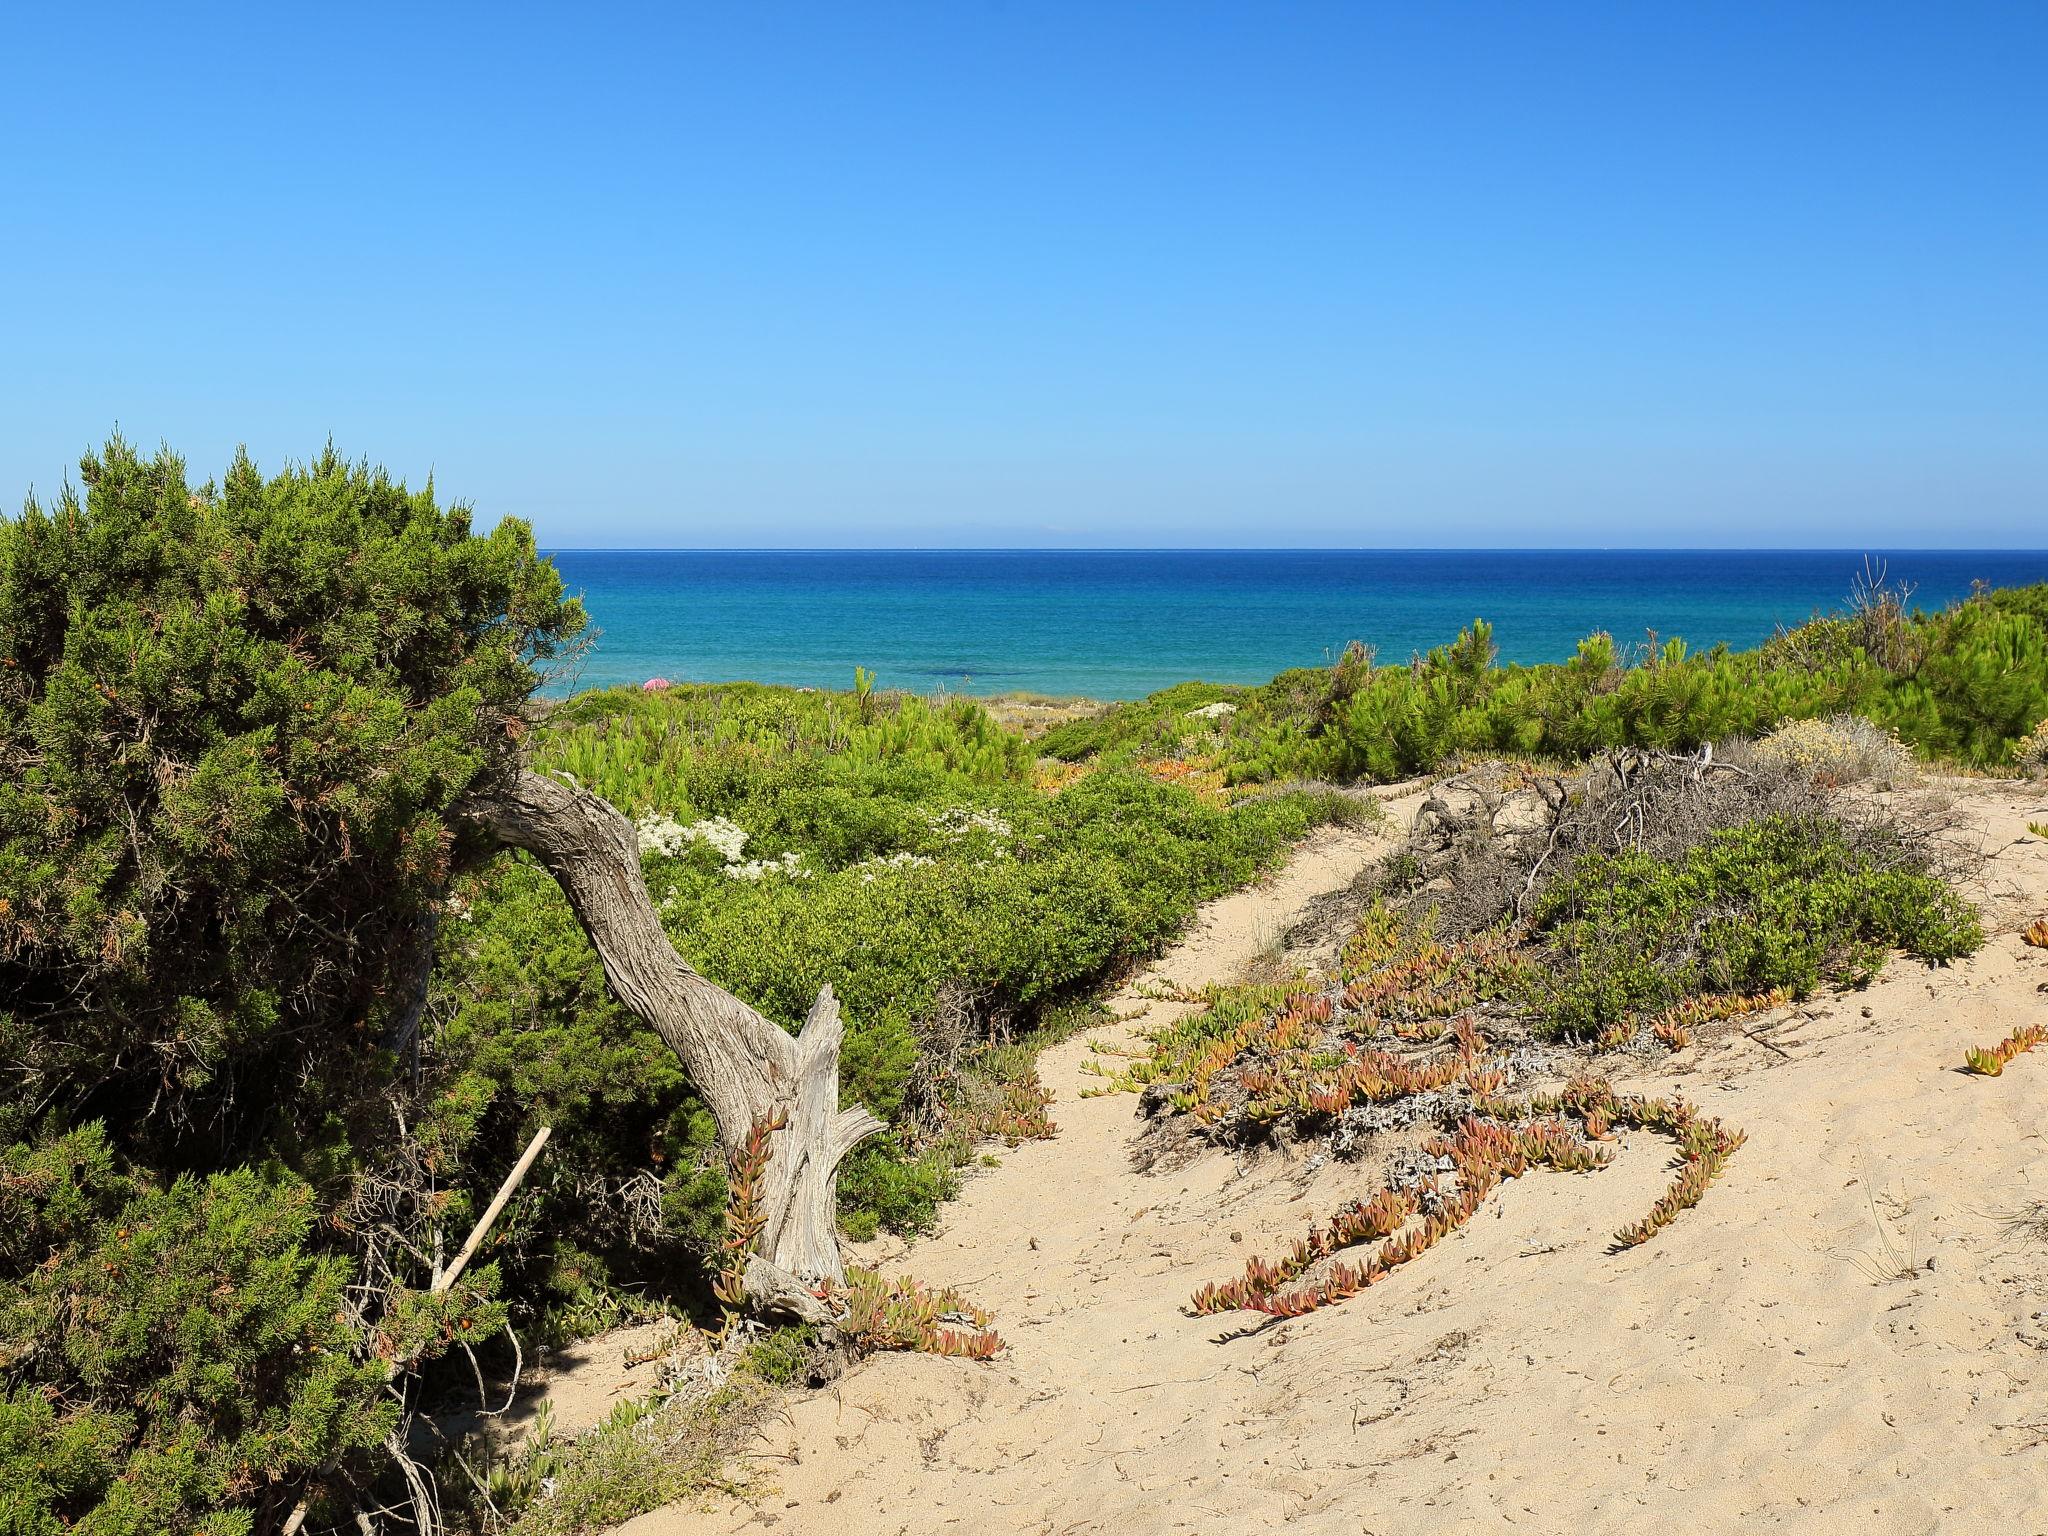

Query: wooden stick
<box><xmin>281</xmin><ymin>1126</ymin><xmax>551</xmax><ymax>1535</ymax></box>
<box><xmin>436</xmin><ymin>1125</ymin><xmax>551</xmax><ymax>1294</ymax></box>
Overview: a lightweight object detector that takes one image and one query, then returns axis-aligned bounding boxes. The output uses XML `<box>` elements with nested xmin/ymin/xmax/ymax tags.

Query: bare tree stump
<box><xmin>466</xmin><ymin>770</ymin><xmax>884</xmax><ymax>1298</ymax></box>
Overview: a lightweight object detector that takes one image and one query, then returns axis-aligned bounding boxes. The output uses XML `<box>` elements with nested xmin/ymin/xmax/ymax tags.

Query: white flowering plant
<box><xmin>635</xmin><ymin>811</ymin><xmax>809</xmax><ymax>881</ymax></box>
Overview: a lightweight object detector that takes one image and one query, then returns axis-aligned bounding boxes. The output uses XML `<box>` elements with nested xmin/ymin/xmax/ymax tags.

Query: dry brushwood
<box><xmin>283</xmin><ymin>1126</ymin><xmax>554</xmax><ymax>1536</ymax></box>
<box><xmin>1394</xmin><ymin>750</ymin><xmax>1975</xmax><ymax>943</ymax></box>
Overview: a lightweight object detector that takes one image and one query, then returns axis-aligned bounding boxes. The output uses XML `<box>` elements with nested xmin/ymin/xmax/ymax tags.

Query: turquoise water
<box><xmin>545</xmin><ymin>550</ymin><xmax>2048</xmax><ymax>701</ymax></box>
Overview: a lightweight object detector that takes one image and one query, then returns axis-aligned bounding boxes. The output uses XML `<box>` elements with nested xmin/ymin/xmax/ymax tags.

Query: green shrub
<box><xmin>0</xmin><ymin>437</ymin><xmax>578</xmax><ymax>1529</ymax></box>
<box><xmin>494</xmin><ymin>1379</ymin><xmax>770</xmax><ymax>1536</ymax></box>
<box><xmin>1037</xmin><ymin>681</ymin><xmax>1247</xmax><ymax>763</ymax></box>
<box><xmin>0</xmin><ymin>1126</ymin><xmax>395</xmax><ymax>1536</ymax></box>
<box><xmin>436</xmin><ymin>691</ymin><xmax>1333</xmax><ymax>1260</ymax></box>
<box><xmin>1048</xmin><ymin>589</ymin><xmax>2048</xmax><ymax>787</ymax></box>
<box><xmin>1528</xmin><ymin>815</ymin><xmax>1980</xmax><ymax>1035</ymax></box>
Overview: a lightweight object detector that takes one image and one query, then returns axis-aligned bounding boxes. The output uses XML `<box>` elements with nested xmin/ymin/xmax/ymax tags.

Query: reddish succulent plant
<box><xmin>1964</xmin><ymin>1022</ymin><xmax>2047</xmax><ymax>1076</ymax></box>
<box><xmin>1188</xmin><ymin>1076</ymin><xmax>1743</xmax><ymax>1319</ymax></box>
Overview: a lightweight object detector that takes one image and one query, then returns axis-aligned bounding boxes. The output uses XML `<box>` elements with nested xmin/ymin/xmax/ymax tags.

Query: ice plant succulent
<box><xmin>1093</xmin><ymin>905</ymin><xmax>1535</xmax><ymax>1136</ymax></box>
<box><xmin>1188</xmin><ymin>1075</ymin><xmax>1745</xmax><ymax>1320</ymax></box>
<box><xmin>832</xmin><ymin>1269</ymin><xmax>1004</xmax><ymax>1359</ymax></box>
<box><xmin>960</xmin><ymin>1077</ymin><xmax>1058</xmax><ymax>1145</ymax></box>
<box><xmin>1651</xmin><ymin>1019</ymin><xmax>1694</xmax><ymax>1051</ymax></box>
<box><xmin>1963</xmin><ymin>1022</ymin><xmax>2048</xmax><ymax>1076</ymax></box>
<box><xmin>713</xmin><ymin>1110</ymin><xmax>788</xmax><ymax>1310</ymax></box>
<box><xmin>1336</xmin><ymin>905</ymin><xmax>1531</xmax><ymax>1022</ymax></box>
<box><xmin>1189</xmin><ymin>1111</ymin><xmax>1628</xmax><ymax>1319</ymax></box>
<box><xmin>1106</xmin><ymin>900</ymin><xmax>1763</xmax><ymax>1322</ymax></box>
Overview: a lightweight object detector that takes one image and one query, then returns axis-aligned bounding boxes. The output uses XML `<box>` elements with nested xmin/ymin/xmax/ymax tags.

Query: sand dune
<box><xmin>611</xmin><ymin>781</ymin><xmax>2048</xmax><ymax>1536</ymax></box>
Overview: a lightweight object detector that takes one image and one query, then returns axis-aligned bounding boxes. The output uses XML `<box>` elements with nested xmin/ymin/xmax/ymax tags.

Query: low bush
<box><xmin>2016</xmin><ymin>718</ymin><xmax>2048</xmax><ymax>778</ymax></box>
<box><xmin>1045</xmin><ymin>584</ymin><xmax>2048</xmax><ymax>787</ymax></box>
<box><xmin>1037</xmin><ymin>681</ymin><xmax>1248</xmax><ymax>764</ymax></box>
<box><xmin>1748</xmin><ymin>713</ymin><xmax>1913</xmax><ymax>787</ymax></box>
<box><xmin>486</xmin><ymin>1376</ymin><xmax>772</xmax><ymax>1536</ymax></box>
<box><xmin>1528</xmin><ymin>814</ymin><xmax>1979</xmax><ymax>1036</ymax></box>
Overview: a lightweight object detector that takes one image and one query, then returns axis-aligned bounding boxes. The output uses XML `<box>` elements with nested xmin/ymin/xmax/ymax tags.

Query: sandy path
<box><xmin>617</xmin><ymin>783</ymin><xmax>2048</xmax><ymax>1536</ymax></box>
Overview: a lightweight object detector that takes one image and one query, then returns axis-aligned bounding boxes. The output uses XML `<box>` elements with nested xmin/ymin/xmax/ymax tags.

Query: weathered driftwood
<box><xmin>466</xmin><ymin>769</ymin><xmax>884</xmax><ymax>1301</ymax></box>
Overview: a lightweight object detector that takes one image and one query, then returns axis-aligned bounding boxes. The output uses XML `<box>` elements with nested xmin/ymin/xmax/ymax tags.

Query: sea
<box><xmin>543</xmin><ymin>550</ymin><xmax>2048</xmax><ymax>701</ymax></box>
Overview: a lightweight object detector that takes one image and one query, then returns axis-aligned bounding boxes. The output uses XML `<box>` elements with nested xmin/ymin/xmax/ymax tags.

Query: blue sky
<box><xmin>2</xmin><ymin>2</ymin><xmax>2043</xmax><ymax>548</ymax></box>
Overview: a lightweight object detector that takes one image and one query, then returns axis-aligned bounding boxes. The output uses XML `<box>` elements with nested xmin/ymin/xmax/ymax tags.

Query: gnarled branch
<box><xmin>462</xmin><ymin>769</ymin><xmax>886</xmax><ymax>1287</ymax></box>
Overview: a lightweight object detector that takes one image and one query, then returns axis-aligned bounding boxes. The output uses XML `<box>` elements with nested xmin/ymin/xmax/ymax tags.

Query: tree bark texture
<box><xmin>467</xmin><ymin>770</ymin><xmax>884</xmax><ymax>1301</ymax></box>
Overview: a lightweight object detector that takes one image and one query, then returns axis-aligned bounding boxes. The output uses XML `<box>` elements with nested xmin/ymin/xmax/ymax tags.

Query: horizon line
<box><xmin>539</xmin><ymin>545</ymin><xmax>2048</xmax><ymax>555</ymax></box>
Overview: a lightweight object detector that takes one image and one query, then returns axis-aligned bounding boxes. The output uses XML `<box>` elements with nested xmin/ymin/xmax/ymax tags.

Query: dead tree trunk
<box><xmin>466</xmin><ymin>769</ymin><xmax>884</xmax><ymax>1319</ymax></box>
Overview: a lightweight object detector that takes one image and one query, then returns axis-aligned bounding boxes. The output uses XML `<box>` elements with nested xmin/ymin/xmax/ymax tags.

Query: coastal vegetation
<box><xmin>0</xmin><ymin>440</ymin><xmax>604</xmax><ymax>1535</ymax></box>
<box><xmin>1107</xmin><ymin>740</ymin><xmax>1981</xmax><ymax>1326</ymax></box>
<box><xmin>1103</xmin><ymin>748</ymin><xmax>1976</xmax><ymax>1126</ymax></box>
<box><xmin>444</xmin><ymin>677</ymin><xmax>1342</xmax><ymax>1265</ymax></box>
<box><xmin>1042</xmin><ymin>579</ymin><xmax>2048</xmax><ymax>785</ymax></box>
<box><xmin>0</xmin><ymin>441</ymin><xmax>1344</xmax><ymax>1533</ymax></box>
<box><xmin>2</xmin><ymin>439</ymin><xmax>2041</xmax><ymax>1533</ymax></box>
<box><xmin>1962</xmin><ymin>1023</ymin><xmax>2046</xmax><ymax>1077</ymax></box>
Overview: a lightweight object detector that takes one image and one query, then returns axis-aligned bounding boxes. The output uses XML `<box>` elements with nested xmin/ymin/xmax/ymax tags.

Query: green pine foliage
<box><xmin>0</xmin><ymin>435</ymin><xmax>582</xmax><ymax>1164</ymax></box>
<box><xmin>0</xmin><ymin>438</ymin><xmax>580</xmax><ymax>1532</ymax></box>
<box><xmin>0</xmin><ymin>1126</ymin><xmax>394</xmax><ymax>1536</ymax></box>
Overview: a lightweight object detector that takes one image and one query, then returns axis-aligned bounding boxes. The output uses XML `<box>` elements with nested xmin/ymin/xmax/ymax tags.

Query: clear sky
<box><xmin>3</xmin><ymin>2</ymin><xmax>2043</xmax><ymax>548</ymax></box>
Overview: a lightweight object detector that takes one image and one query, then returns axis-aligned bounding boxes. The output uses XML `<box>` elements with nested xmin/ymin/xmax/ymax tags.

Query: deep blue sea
<box><xmin>544</xmin><ymin>550</ymin><xmax>2048</xmax><ymax>701</ymax></box>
